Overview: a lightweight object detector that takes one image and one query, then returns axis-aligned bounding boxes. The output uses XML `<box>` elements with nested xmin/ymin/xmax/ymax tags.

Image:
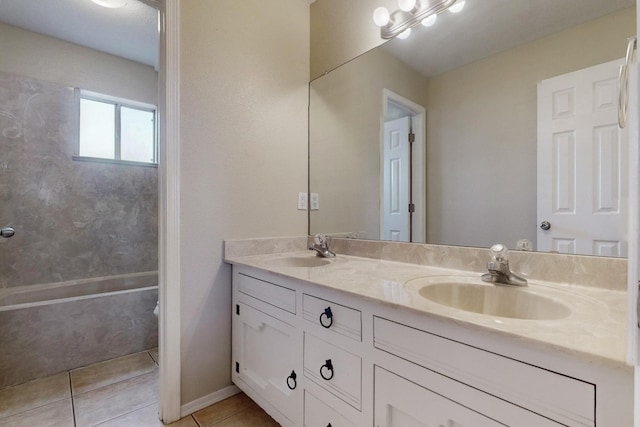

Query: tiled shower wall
<box><xmin>0</xmin><ymin>71</ymin><xmax>158</xmax><ymax>288</ymax></box>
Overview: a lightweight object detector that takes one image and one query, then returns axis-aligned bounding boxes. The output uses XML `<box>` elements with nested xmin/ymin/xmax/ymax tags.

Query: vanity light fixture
<box><xmin>90</xmin><ymin>0</ymin><xmax>127</xmax><ymax>8</ymax></box>
<box><xmin>421</xmin><ymin>14</ymin><xmax>437</xmax><ymax>27</ymax></box>
<box><xmin>448</xmin><ymin>0</ymin><xmax>466</xmax><ymax>13</ymax></box>
<box><xmin>373</xmin><ymin>0</ymin><xmax>465</xmax><ymax>39</ymax></box>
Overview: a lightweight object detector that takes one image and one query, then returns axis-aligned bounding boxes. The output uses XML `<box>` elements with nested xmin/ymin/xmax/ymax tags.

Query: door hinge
<box><xmin>637</xmin><ymin>281</ymin><xmax>640</xmax><ymax>328</ymax></box>
<box><xmin>235</xmin><ymin>362</ymin><xmax>240</xmax><ymax>373</ymax></box>
<box><xmin>408</xmin><ymin>203</ymin><xmax>415</xmax><ymax>213</ymax></box>
<box><xmin>236</xmin><ymin>304</ymin><xmax>240</xmax><ymax>315</ymax></box>
<box><xmin>408</xmin><ymin>132</ymin><xmax>415</xmax><ymax>143</ymax></box>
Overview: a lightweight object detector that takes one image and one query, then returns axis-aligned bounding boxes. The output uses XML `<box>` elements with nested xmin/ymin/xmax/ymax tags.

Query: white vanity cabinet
<box><xmin>231</xmin><ymin>271</ymin><xmax>302</xmax><ymax>427</ymax></box>
<box><xmin>230</xmin><ymin>264</ymin><xmax>631</xmax><ymax>427</ymax></box>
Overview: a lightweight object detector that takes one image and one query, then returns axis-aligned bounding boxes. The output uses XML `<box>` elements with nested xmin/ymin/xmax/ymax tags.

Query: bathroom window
<box><xmin>75</xmin><ymin>90</ymin><xmax>157</xmax><ymax>166</ymax></box>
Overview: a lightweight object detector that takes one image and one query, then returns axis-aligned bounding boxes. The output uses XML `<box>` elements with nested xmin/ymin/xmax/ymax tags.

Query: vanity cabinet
<box><xmin>230</xmin><ymin>265</ymin><xmax>631</xmax><ymax>427</ymax></box>
<box><xmin>232</xmin><ymin>272</ymin><xmax>302</xmax><ymax>427</ymax></box>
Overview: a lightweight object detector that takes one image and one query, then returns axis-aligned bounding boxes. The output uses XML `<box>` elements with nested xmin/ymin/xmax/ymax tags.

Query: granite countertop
<box><xmin>225</xmin><ymin>250</ymin><xmax>628</xmax><ymax>367</ymax></box>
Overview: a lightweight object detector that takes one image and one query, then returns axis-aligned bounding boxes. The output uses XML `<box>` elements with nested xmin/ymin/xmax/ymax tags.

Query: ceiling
<box><xmin>0</xmin><ymin>0</ymin><xmax>158</xmax><ymax>68</ymax></box>
<box><xmin>383</xmin><ymin>0</ymin><xmax>636</xmax><ymax>77</ymax></box>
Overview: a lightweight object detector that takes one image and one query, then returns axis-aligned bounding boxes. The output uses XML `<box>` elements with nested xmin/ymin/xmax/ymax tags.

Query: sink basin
<box><xmin>417</xmin><ymin>282</ymin><xmax>571</xmax><ymax>320</ymax></box>
<box><xmin>268</xmin><ymin>255</ymin><xmax>331</xmax><ymax>268</ymax></box>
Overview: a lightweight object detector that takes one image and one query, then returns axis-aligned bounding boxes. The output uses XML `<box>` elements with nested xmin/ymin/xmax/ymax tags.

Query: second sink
<box><xmin>412</xmin><ymin>279</ymin><xmax>571</xmax><ymax>320</ymax></box>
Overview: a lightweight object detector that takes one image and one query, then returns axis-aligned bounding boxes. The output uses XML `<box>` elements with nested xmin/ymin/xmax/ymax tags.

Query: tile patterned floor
<box><xmin>0</xmin><ymin>349</ymin><xmax>278</xmax><ymax>426</ymax></box>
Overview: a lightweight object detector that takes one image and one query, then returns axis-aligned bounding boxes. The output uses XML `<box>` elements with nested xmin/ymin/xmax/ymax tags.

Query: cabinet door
<box><xmin>375</xmin><ymin>367</ymin><xmax>503</xmax><ymax>427</ymax></box>
<box><xmin>233</xmin><ymin>302</ymin><xmax>300</xmax><ymax>425</ymax></box>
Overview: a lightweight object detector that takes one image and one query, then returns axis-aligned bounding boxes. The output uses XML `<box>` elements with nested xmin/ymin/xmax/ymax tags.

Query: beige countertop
<box><xmin>225</xmin><ymin>250</ymin><xmax>628</xmax><ymax>367</ymax></box>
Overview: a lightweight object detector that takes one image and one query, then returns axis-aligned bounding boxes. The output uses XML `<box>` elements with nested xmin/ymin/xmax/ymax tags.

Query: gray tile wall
<box><xmin>0</xmin><ymin>71</ymin><xmax>158</xmax><ymax>287</ymax></box>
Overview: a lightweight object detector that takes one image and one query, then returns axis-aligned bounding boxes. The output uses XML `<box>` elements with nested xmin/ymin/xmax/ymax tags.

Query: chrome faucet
<box><xmin>309</xmin><ymin>233</ymin><xmax>336</xmax><ymax>258</ymax></box>
<box><xmin>481</xmin><ymin>244</ymin><xmax>527</xmax><ymax>286</ymax></box>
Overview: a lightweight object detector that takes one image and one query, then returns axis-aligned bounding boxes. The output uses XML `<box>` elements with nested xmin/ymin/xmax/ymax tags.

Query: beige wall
<box><xmin>0</xmin><ymin>23</ymin><xmax>157</xmax><ymax>105</ymax></box>
<box><xmin>310</xmin><ymin>0</ymin><xmax>395</xmax><ymax>79</ymax></box>
<box><xmin>310</xmin><ymin>47</ymin><xmax>428</xmax><ymax>238</ymax></box>
<box><xmin>427</xmin><ymin>7</ymin><xmax>635</xmax><ymax>248</ymax></box>
<box><xmin>179</xmin><ymin>0</ymin><xmax>309</xmax><ymax>404</ymax></box>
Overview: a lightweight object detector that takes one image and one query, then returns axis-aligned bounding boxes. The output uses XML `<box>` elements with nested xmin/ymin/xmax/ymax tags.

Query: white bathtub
<box><xmin>0</xmin><ymin>271</ymin><xmax>158</xmax><ymax>388</ymax></box>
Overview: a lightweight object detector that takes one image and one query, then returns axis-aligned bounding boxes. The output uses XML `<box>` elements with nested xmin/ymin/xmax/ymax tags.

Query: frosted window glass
<box><xmin>121</xmin><ymin>107</ymin><xmax>155</xmax><ymax>163</ymax></box>
<box><xmin>79</xmin><ymin>99</ymin><xmax>115</xmax><ymax>159</ymax></box>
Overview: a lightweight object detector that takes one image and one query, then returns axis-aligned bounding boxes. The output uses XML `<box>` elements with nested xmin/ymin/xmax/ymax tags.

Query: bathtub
<box><xmin>0</xmin><ymin>271</ymin><xmax>158</xmax><ymax>388</ymax></box>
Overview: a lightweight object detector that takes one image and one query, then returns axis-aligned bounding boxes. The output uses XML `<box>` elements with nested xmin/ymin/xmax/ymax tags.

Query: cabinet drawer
<box><xmin>304</xmin><ymin>333</ymin><xmax>362</xmax><ymax>410</ymax></box>
<box><xmin>303</xmin><ymin>294</ymin><xmax>361</xmax><ymax>341</ymax></box>
<box><xmin>374</xmin><ymin>366</ymin><xmax>558</xmax><ymax>427</ymax></box>
<box><xmin>375</xmin><ymin>367</ymin><xmax>501</xmax><ymax>427</ymax></box>
<box><xmin>304</xmin><ymin>390</ymin><xmax>357</xmax><ymax>427</ymax></box>
<box><xmin>374</xmin><ymin>316</ymin><xmax>594</xmax><ymax>426</ymax></box>
<box><xmin>237</xmin><ymin>272</ymin><xmax>296</xmax><ymax>314</ymax></box>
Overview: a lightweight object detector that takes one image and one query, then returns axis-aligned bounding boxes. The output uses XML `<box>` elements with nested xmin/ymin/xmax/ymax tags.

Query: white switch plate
<box><xmin>310</xmin><ymin>193</ymin><xmax>319</xmax><ymax>210</ymax></box>
<box><xmin>297</xmin><ymin>192</ymin><xmax>308</xmax><ymax>210</ymax></box>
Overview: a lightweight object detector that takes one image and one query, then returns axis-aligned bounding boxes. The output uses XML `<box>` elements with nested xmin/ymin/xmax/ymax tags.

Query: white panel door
<box><xmin>538</xmin><ymin>58</ymin><xmax>628</xmax><ymax>256</ymax></box>
<box><xmin>382</xmin><ymin>117</ymin><xmax>411</xmax><ymax>242</ymax></box>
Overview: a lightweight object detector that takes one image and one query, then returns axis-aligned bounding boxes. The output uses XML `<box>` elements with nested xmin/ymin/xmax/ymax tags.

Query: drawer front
<box><xmin>304</xmin><ymin>390</ymin><xmax>357</xmax><ymax>427</ymax></box>
<box><xmin>303</xmin><ymin>294</ymin><xmax>362</xmax><ymax>341</ymax></box>
<box><xmin>374</xmin><ymin>317</ymin><xmax>595</xmax><ymax>427</ymax></box>
<box><xmin>375</xmin><ymin>367</ymin><xmax>504</xmax><ymax>427</ymax></box>
<box><xmin>304</xmin><ymin>333</ymin><xmax>362</xmax><ymax>410</ymax></box>
<box><xmin>237</xmin><ymin>272</ymin><xmax>296</xmax><ymax>314</ymax></box>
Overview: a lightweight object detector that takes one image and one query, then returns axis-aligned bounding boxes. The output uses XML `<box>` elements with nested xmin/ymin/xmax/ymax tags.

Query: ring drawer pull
<box><xmin>286</xmin><ymin>370</ymin><xmax>297</xmax><ymax>390</ymax></box>
<box><xmin>319</xmin><ymin>306</ymin><xmax>333</xmax><ymax>328</ymax></box>
<box><xmin>320</xmin><ymin>359</ymin><xmax>334</xmax><ymax>380</ymax></box>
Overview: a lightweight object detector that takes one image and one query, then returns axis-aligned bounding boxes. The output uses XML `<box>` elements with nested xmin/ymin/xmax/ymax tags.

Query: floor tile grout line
<box><xmin>89</xmin><ymin>401</ymin><xmax>160</xmax><ymax>427</ymax></box>
<box><xmin>0</xmin><ymin>392</ymin><xmax>71</xmax><ymax>422</ymax></box>
<box><xmin>69</xmin><ymin>371</ymin><xmax>79</xmax><ymax>427</ymax></box>
<box><xmin>191</xmin><ymin>414</ymin><xmax>203</xmax><ymax>427</ymax></box>
<box><xmin>71</xmin><ymin>364</ymin><xmax>159</xmax><ymax>400</ymax></box>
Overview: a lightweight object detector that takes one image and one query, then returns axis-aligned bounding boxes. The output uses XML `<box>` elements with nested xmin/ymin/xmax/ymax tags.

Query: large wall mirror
<box><xmin>310</xmin><ymin>0</ymin><xmax>636</xmax><ymax>257</ymax></box>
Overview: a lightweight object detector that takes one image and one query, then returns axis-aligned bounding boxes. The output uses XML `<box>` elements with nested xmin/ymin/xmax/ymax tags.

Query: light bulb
<box><xmin>397</xmin><ymin>28</ymin><xmax>412</xmax><ymax>39</ymax></box>
<box><xmin>421</xmin><ymin>14</ymin><xmax>437</xmax><ymax>27</ymax></box>
<box><xmin>449</xmin><ymin>0</ymin><xmax>465</xmax><ymax>13</ymax></box>
<box><xmin>91</xmin><ymin>0</ymin><xmax>127</xmax><ymax>8</ymax></box>
<box><xmin>398</xmin><ymin>0</ymin><xmax>416</xmax><ymax>12</ymax></box>
<box><xmin>372</xmin><ymin>7</ymin><xmax>390</xmax><ymax>27</ymax></box>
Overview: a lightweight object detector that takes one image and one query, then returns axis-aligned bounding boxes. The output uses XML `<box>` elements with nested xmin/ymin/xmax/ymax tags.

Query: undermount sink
<box><xmin>268</xmin><ymin>255</ymin><xmax>331</xmax><ymax>268</ymax></box>
<box><xmin>416</xmin><ymin>281</ymin><xmax>571</xmax><ymax>320</ymax></box>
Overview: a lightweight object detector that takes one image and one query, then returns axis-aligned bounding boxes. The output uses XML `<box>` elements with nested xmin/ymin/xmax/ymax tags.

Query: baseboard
<box><xmin>180</xmin><ymin>384</ymin><xmax>241</xmax><ymax>417</ymax></box>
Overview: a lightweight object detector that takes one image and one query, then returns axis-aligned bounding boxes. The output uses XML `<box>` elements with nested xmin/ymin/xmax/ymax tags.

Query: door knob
<box><xmin>0</xmin><ymin>227</ymin><xmax>15</xmax><ymax>238</ymax></box>
<box><xmin>540</xmin><ymin>221</ymin><xmax>551</xmax><ymax>231</ymax></box>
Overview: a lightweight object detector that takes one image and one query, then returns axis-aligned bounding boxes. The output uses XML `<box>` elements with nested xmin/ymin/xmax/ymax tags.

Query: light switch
<box><xmin>297</xmin><ymin>192</ymin><xmax>308</xmax><ymax>210</ymax></box>
<box><xmin>310</xmin><ymin>193</ymin><xmax>320</xmax><ymax>210</ymax></box>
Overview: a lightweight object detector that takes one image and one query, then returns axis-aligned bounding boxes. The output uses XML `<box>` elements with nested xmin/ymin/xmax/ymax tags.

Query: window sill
<box><xmin>72</xmin><ymin>156</ymin><xmax>158</xmax><ymax>168</ymax></box>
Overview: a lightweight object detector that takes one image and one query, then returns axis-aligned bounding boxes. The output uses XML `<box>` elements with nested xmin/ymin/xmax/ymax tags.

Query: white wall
<box><xmin>179</xmin><ymin>0</ymin><xmax>309</xmax><ymax>404</ymax></box>
<box><xmin>0</xmin><ymin>22</ymin><xmax>157</xmax><ymax>104</ymax></box>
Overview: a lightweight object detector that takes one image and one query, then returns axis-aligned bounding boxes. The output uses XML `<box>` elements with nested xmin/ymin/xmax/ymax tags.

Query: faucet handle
<box><xmin>489</xmin><ymin>243</ymin><xmax>509</xmax><ymax>263</ymax></box>
<box><xmin>314</xmin><ymin>233</ymin><xmax>327</xmax><ymax>246</ymax></box>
